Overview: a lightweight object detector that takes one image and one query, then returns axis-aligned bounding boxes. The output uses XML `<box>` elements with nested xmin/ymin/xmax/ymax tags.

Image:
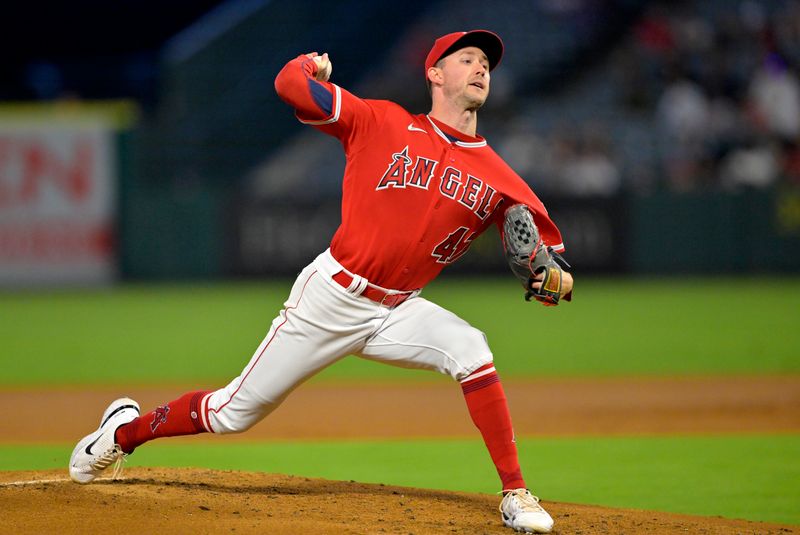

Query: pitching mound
<box><xmin>1</xmin><ymin>468</ymin><xmax>796</xmax><ymax>534</ymax></box>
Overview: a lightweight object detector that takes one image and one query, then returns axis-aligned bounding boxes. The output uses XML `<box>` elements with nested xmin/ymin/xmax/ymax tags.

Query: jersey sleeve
<box><xmin>494</xmin><ymin>181</ymin><xmax>566</xmax><ymax>253</ymax></box>
<box><xmin>274</xmin><ymin>54</ymin><xmax>382</xmax><ymax>152</ymax></box>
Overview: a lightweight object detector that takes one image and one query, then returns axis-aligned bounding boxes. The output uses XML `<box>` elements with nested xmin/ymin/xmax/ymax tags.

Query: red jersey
<box><xmin>275</xmin><ymin>55</ymin><xmax>565</xmax><ymax>291</ymax></box>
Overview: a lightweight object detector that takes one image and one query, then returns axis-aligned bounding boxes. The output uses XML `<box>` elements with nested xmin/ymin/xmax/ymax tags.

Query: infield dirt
<box><xmin>1</xmin><ymin>376</ymin><xmax>799</xmax><ymax>534</ymax></box>
<box><xmin>1</xmin><ymin>468</ymin><xmax>798</xmax><ymax>534</ymax></box>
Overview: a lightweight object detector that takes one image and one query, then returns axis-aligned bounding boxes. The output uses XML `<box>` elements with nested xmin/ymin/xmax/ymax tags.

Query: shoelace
<box><xmin>500</xmin><ymin>489</ymin><xmax>546</xmax><ymax>514</ymax></box>
<box><xmin>91</xmin><ymin>444</ymin><xmax>126</xmax><ymax>480</ymax></box>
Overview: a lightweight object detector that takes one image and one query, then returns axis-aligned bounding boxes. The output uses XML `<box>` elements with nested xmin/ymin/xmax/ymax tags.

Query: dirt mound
<box><xmin>1</xmin><ymin>468</ymin><xmax>796</xmax><ymax>534</ymax></box>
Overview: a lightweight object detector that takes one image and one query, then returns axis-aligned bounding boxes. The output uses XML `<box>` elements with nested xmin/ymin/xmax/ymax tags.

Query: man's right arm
<box><xmin>274</xmin><ymin>53</ymin><xmax>340</xmax><ymax>125</ymax></box>
<box><xmin>274</xmin><ymin>53</ymin><xmax>378</xmax><ymax>148</ymax></box>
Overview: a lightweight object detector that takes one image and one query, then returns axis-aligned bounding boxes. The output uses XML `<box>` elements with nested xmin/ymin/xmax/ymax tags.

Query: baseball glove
<box><xmin>502</xmin><ymin>204</ymin><xmax>570</xmax><ymax>306</ymax></box>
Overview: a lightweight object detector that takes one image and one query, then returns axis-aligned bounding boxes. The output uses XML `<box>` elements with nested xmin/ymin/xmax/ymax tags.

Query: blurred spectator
<box><xmin>496</xmin><ymin>120</ymin><xmax>546</xmax><ymax>186</ymax></box>
<box><xmin>706</xmin><ymin>94</ymin><xmax>747</xmax><ymax>160</ymax></box>
<box><xmin>559</xmin><ymin>122</ymin><xmax>621</xmax><ymax>196</ymax></box>
<box><xmin>719</xmin><ymin>137</ymin><xmax>781</xmax><ymax>189</ymax></box>
<box><xmin>739</xmin><ymin>0</ymin><xmax>769</xmax><ymax>36</ymax></box>
<box><xmin>633</xmin><ymin>3</ymin><xmax>675</xmax><ymax>57</ymax></box>
<box><xmin>656</xmin><ymin>72</ymin><xmax>710</xmax><ymax>145</ymax></box>
<box><xmin>747</xmin><ymin>52</ymin><xmax>800</xmax><ymax>141</ymax></box>
<box><xmin>655</xmin><ymin>70</ymin><xmax>711</xmax><ymax>191</ymax></box>
<box><xmin>612</xmin><ymin>46</ymin><xmax>655</xmax><ymax>110</ymax></box>
<box><xmin>497</xmin><ymin>118</ymin><xmax>622</xmax><ymax>197</ymax></box>
<box><xmin>607</xmin><ymin>0</ymin><xmax>800</xmax><ymax>193</ymax></box>
<box><xmin>774</xmin><ymin>0</ymin><xmax>800</xmax><ymax>67</ymax></box>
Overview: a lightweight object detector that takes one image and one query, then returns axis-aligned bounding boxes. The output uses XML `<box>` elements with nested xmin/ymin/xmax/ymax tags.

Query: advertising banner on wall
<box><xmin>231</xmin><ymin>195</ymin><xmax>628</xmax><ymax>276</ymax></box>
<box><xmin>0</xmin><ymin>112</ymin><xmax>119</xmax><ymax>287</ymax></box>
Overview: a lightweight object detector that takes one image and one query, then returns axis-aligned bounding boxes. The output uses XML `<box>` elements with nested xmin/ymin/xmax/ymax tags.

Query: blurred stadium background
<box><xmin>2</xmin><ymin>0</ymin><xmax>800</xmax><ymax>287</ymax></box>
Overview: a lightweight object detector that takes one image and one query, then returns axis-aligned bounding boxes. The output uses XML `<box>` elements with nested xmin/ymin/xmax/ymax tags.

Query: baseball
<box><xmin>313</xmin><ymin>54</ymin><xmax>332</xmax><ymax>82</ymax></box>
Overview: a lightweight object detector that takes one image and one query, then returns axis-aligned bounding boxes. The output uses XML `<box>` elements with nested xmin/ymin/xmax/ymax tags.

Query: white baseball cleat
<box><xmin>499</xmin><ymin>488</ymin><xmax>554</xmax><ymax>533</ymax></box>
<box><xmin>69</xmin><ymin>397</ymin><xmax>140</xmax><ymax>484</ymax></box>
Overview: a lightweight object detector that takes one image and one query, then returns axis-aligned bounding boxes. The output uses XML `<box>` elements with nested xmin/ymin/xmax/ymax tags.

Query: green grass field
<box><xmin>1</xmin><ymin>277</ymin><xmax>799</xmax><ymax>525</ymax></box>
<box><xmin>1</xmin><ymin>277</ymin><xmax>798</xmax><ymax>385</ymax></box>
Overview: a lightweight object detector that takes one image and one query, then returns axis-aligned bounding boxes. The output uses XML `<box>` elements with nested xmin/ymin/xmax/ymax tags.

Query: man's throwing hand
<box><xmin>305</xmin><ymin>52</ymin><xmax>333</xmax><ymax>82</ymax></box>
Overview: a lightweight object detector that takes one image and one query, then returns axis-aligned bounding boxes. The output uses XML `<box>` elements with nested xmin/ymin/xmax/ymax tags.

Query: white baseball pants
<box><xmin>201</xmin><ymin>249</ymin><xmax>493</xmax><ymax>434</ymax></box>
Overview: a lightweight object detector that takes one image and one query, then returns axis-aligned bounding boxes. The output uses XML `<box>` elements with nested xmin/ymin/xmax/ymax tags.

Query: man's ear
<box><xmin>427</xmin><ymin>66</ymin><xmax>443</xmax><ymax>86</ymax></box>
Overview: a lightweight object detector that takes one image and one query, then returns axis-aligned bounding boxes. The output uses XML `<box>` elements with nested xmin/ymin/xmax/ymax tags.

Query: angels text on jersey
<box><xmin>376</xmin><ymin>145</ymin><xmax>501</xmax><ymax>222</ymax></box>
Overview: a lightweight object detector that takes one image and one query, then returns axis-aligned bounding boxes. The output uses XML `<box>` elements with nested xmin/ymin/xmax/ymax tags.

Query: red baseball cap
<box><xmin>424</xmin><ymin>30</ymin><xmax>504</xmax><ymax>74</ymax></box>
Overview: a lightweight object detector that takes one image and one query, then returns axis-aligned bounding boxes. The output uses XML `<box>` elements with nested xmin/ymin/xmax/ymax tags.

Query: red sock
<box><xmin>115</xmin><ymin>390</ymin><xmax>211</xmax><ymax>453</ymax></box>
<box><xmin>461</xmin><ymin>364</ymin><xmax>526</xmax><ymax>491</ymax></box>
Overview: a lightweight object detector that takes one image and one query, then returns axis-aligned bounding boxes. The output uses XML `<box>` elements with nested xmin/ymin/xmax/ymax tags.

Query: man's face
<box><xmin>436</xmin><ymin>46</ymin><xmax>491</xmax><ymax>110</ymax></box>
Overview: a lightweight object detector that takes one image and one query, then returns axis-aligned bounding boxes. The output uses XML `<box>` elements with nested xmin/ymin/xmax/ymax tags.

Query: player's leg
<box><xmin>200</xmin><ymin>271</ymin><xmax>370</xmax><ymax>436</ymax></box>
<box><xmin>113</xmin><ymin>390</ymin><xmax>210</xmax><ymax>454</ymax></box>
<box><xmin>460</xmin><ymin>362</ymin><xmax>525</xmax><ymax>490</ymax></box>
<box><xmin>358</xmin><ymin>297</ymin><xmax>553</xmax><ymax>533</ymax></box>
<box><xmin>462</xmin><ymin>365</ymin><xmax>554</xmax><ymax>532</ymax></box>
<box><xmin>357</xmin><ymin>297</ymin><xmax>524</xmax><ymax>488</ymax></box>
<box><xmin>70</xmin><ymin>260</ymin><xmax>376</xmax><ymax>482</ymax></box>
<box><xmin>109</xmin><ymin>264</ymin><xmax>334</xmax><ymax>455</ymax></box>
<box><xmin>201</xmin><ymin>257</ymin><xmax>391</xmax><ymax>436</ymax></box>
<box><xmin>120</xmin><ymin>263</ymin><xmax>373</xmax><ymax>445</ymax></box>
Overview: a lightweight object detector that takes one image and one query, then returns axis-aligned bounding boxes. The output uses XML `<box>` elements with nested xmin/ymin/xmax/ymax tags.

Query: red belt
<box><xmin>332</xmin><ymin>271</ymin><xmax>414</xmax><ymax>307</ymax></box>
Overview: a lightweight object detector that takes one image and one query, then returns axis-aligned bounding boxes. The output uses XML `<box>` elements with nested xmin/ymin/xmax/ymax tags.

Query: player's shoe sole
<box><xmin>69</xmin><ymin>397</ymin><xmax>140</xmax><ymax>484</ymax></box>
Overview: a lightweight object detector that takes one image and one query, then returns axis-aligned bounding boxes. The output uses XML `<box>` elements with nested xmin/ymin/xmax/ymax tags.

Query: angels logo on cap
<box><xmin>424</xmin><ymin>30</ymin><xmax>504</xmax><ymax>74</ymax></box>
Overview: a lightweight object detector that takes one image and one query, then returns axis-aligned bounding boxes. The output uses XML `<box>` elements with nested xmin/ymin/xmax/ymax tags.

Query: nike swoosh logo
<box><xmin>84</xmin><ymin>434</ymin><xmax>102</xmax><ymax>455</ymax></box>
<box><xmin>83</xmin><ymin>404</ymin><xmax>139</xmax><ymax>455</ymax></box>
<box><xmin>100</xmin><ymin>404</ymin><xmax>139</xmax><ymax>428</ymax></box>
<box><xmin>407</xmin><ymin>123</ymin><xmax>427</xmax><ymax>133</ymax></box>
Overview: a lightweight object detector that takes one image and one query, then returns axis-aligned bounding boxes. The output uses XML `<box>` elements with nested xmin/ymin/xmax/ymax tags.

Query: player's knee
<box><xmin>449</xmin><ymin>328</ymin><xmax>493</xmax><ymax>380</ymax></box>
<box><xmin>206</xmin><ymin>393</ymin><xmax>281</xmax><ymax>434</ymax></box>
<box><xmin>209</xmin><ymin>407</ymin><xmax>269</xmax><ymax>434</ymax></box>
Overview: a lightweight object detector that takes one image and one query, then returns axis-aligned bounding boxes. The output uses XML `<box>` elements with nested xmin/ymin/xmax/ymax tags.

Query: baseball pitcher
<box><xmin>69</xmin><ymin>30</ymin><xmax>573</xmax><ymax>534</ymax></box>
